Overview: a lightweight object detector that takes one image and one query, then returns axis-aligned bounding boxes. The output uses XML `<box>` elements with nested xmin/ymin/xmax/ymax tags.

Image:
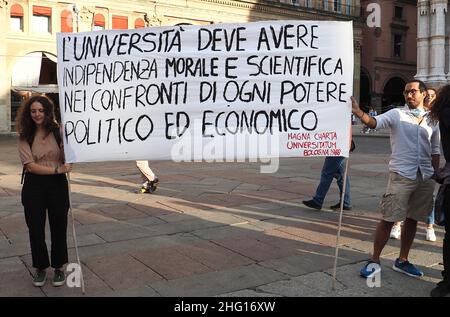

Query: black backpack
<box><xmin>21</xmin><ymin>127</ymin><xmax>62</xmax><ymax>184</ymax></box>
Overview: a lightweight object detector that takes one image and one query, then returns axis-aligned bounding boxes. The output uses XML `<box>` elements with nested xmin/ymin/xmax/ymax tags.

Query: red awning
<box><xmin>61</xmin><ymin>10</ymin><xmax>73</xmax><ymax>33</ymax></box>
<box><xmin>11</xmin><ymin>3</ymin><xmax>24</xmax><ymax>17</ymax></box>
<box><xmin>135</xmin><ymin>18</ymin><xmax>145</xmax><ymax>29</ymax></box>
<box><xmin>33</xmin><ymin>6</ymin><xmax>52</xmax><ymax>16</ymax></box>
<box><xmin>94</xmin><ymin>13</ymin><xmax>105</xmax><ymax>27</ymax></box>
<box><xmin>112</xmin><ymin>15</ymin><xmax>128</xmax><ymax>29</ymax></box>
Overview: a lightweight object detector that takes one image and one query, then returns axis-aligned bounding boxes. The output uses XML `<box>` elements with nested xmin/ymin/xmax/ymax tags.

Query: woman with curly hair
<box><xmin>16</xmin><ymin>95</ymin><xmax>72</xmax><ymax>288</ymax></box>
<box><xmin>430</xmin><ymin>85</ymin><xmax>450</xmax><ymax>297</ymax></box>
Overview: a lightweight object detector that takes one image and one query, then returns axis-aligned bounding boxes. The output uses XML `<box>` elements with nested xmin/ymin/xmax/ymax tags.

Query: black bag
<box><xmin>434</xmin><ymin>184</ymin><xmax>447</xmax><ymax>226</ymax></box>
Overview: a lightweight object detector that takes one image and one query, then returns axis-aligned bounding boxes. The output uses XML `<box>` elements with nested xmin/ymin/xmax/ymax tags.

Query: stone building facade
<box><xmin>416</xmin><ymin>0</ymin><xmax>449</xmax><ymax>89</ymax></box>
<box><xmin>0</xmin><ymin>0</ymin><xmax>362</xmax><ymax>133</ymax></box>
<box><xmin>360</xmin><ymin>0</ymin><xmax>417</xmax><ymax>113</ymax></box>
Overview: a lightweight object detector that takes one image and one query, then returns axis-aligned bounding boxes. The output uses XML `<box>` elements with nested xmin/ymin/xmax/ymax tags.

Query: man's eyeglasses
<box><xmin>403</xmin><ymin>89</ymin><xmax>421</xmax><ymax>96</ymax></box>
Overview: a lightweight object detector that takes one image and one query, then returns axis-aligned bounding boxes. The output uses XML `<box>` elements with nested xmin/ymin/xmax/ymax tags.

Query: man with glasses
<box><xmin>351</xmin><ymin>80</ymin><xmax>440</xmax><ymax>279</ymax></box>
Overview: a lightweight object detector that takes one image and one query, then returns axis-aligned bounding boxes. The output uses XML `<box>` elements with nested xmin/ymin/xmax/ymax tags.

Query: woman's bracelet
<box><xmin>358</xmin><ymin>112</ymin><xmax>366</xmax><ymax>120</ymax></box>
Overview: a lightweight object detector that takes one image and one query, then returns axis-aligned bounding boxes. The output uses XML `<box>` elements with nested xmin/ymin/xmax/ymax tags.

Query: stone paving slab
<box><xmin>258</xmin><ymin>253</ymin><xmax>345</xmax><ymax>277</ymax></box>
<box><xmin>131</xmin><ymin>247</ymin><xmax>213</xmax><ymax>280</ymax></box>
<box><xmin>149</xmin><ymin>264</ymin><xmax>289</xmax><ymax>297</ymax></box>
<box><xmin>256</xmin><ymin>272</ymin><xmax>342</xmax><ymax>297</ymax></box>
<box><xmin>66</xmin><ymin>233</ymin><xmax>106</xmax><ymax>248</ymax></box>
<box><xmin>172</xmin><ymin>241</ymin><xmax>255</xmax><ymax>270</ymax></box>
<box><xmin>191</xmin><ymin>224</ymin><xmax>264</xmax><ymax>241</ymax></box>
<box><xmin>70</xmin><ymin>208</ymin><xmax>116</xmax><ymax>225</ymax></box>
<box><xmin>93</xmin><ymin>226</ymin><xmax>159</xmax><ymax>243</ymax></box>
<box><xmin>0</xmin><ymin>270</ymin><xmax>45</xmax><ymax>297</ymax></box>
<box><xmin>76</xmin><ymin>233</ymin><xmax>202</xmax><ymax>259</ymax></box>
<box><xmin>211</xmin><ymin>236</ymin><xmax>295</xmax><ymax>262</ymax></box>
<box><xmin>0</xmin><ymin>241</ymin><xmax>30</xmax><ymax>258</ymax></box>
<box><xmin>121</xmin><ymin>216</ymin><xmax>167</xmax><ymax>227</ymax></box>
<box><xmin>83</xmin><ymin>254</ymin><xmax>164</xmax><ymax>291</ymax></box>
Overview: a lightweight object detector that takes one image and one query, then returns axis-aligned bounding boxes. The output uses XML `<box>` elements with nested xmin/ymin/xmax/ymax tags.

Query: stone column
<box><xmin>0</xmin><ymin>0</ymin><xmax>9</xmax><ymax>133</ymax></box>
<box><xmin>416</xmin><ymin>0</ymin><xmax>430</xmax><ymax>82</ymax></box>
<box><xmin>429</xmin><ymin>0</ymin><xmax>447</xmax><ymax>84</ymax></box>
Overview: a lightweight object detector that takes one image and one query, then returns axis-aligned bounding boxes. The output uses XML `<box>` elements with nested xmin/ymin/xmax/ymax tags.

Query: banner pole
<box><xmin>331</xmin><ymin>155</ymin><xmax>350</xmax><ymax>290</ymax></box>
<box><xmin>67</xmin><ymin>172</ymin><xmax>85</xmax><ymax>294</ymax></box>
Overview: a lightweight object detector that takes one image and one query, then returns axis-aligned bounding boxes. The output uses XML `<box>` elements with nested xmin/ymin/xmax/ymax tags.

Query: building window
<box><xmin>32</xmin><ymin>6</ymin><xmax>52</xmax><ymax>34</ymax></box>
<box><xmin>394</xmin><ymin>6</ymin><xmax>403</xmax><ymax>19</ymax></box>
<box><xmin>333</xmin><ymin>0</ymin><xmax>342</xmax><ymax>12</ymax></box>
<box><xmin>61</xmin><ymin>10</ymin><xmax>73</xmax><ymax>33</ymax></box>
<box><xmin>393</xmin><ymin>34</ymin><xmax>403</xmax><ymax>58</ymax></box>
<box><xmin>94</xmin><ymin>13</ymin><xmax>105</xmax><ymax>30</ymax></box>
<box><xmin>112</xmin><ymin>15</ymin><xmax>128</xmax><ymax>29</ymax></box>
<box><xmin>134</xmin><ymin>18</ymin><xmax>145</xmax><ymax>29</ymax></box>
<box><xmin>323</xmin><ymin>0</ymin><xmax>329</xmax><ymax>10</ymax></box>
<box><xmin>10</xmin><ymin>3</ymin><xmax>23</xmax><ymax>32</ymax></box>
<box><xmin>346</xmin><ymin>0</ymin><xmax>352</xmax><ymax>15</ymax></box>
<box><xmin>11</xmin><ymin>16</ymin><xmax>22</xmax><ymax>31</ymax></box>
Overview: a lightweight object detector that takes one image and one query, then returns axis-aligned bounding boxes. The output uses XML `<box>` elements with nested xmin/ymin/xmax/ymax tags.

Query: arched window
<box><xmin>10</xmin><ymin>3</ymin><xmax>23</xmax><ymax>32</ymax></box>
<box><xmin>61</xmin><ymin>10</ymin><xmax>73</xmax><ymax>33</ymax></box>
<box><xmin>135</xmin><ymin>18</ymin><xmax>145</xmax><ymax>29</ymax></box>
<box><xmin>94</xmin><ymin>13</ymin><xmax>105</xmax><ymax>30</ymax></box>
<box><xmin>112</xmin><ymin>15</ymin><xmax>128</xmax><ymax>29</ymax></box>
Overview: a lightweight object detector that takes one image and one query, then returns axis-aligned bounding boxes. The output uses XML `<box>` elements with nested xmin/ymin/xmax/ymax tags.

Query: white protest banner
<box><xmin>56</xmin><ymin>20</ymin><xmax>353</xmax><ymax>163</ymax></box>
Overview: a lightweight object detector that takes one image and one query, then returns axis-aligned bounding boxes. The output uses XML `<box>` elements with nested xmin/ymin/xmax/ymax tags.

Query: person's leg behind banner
<box><xmin>135</xmin><ymin>160</ymin><xmax>159</xmax><ymax>194</ymax></box>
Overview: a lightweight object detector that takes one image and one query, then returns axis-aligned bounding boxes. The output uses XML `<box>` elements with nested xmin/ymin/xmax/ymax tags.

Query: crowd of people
<box><xmin>14</xmin><ymin>79</ymin><xmax>450</xmax><ymax>297</ymax></box>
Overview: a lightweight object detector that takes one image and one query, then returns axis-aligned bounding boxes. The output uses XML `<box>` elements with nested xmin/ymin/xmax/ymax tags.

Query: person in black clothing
<box><xmin>430</xmin><ymin>85</ymin><xmax>450</xmax><ymax>297</ymax></box>
<box><xmin>16</xmin><ymin>95</ymin><xmax>72</xmax><ymax>287</ymax></box>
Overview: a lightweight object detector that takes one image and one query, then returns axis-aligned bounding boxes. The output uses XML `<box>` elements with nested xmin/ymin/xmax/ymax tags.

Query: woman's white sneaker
<box><xmin>426</xmin><ymin>228</ymin><xmax>437</xmax><ymax>242</ymax></box>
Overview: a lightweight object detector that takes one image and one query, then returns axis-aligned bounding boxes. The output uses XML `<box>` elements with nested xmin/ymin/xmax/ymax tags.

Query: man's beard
<box><xmin>406</xmin><ymin>100</ymin><xmax>418</xmax><ymax>108</ymax></box>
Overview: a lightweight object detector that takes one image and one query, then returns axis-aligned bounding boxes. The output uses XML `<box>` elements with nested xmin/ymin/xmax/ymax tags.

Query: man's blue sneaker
<box><xmin>392</xmin><ymin>258</ymin><xmax>424</xmax><ymax>278</ymax></box>
<box><xmin>360</xmin><ymin>260</ymin><xmax>381</xmax><ymax>278</ymax></box>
